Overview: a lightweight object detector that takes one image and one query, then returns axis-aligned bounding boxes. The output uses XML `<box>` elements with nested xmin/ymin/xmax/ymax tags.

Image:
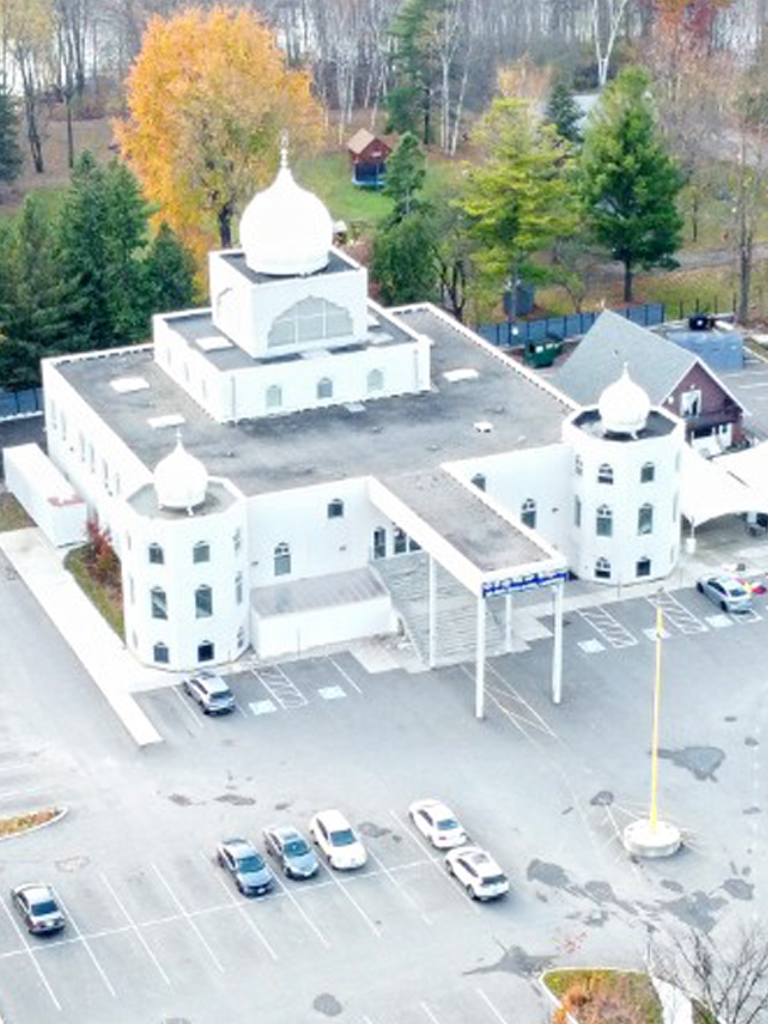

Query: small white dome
<box><xmin>598</xmin><ymin>365</ymin><xmax>650</xmax><ymax>436</ymax></box>
<box><xmin>239</xmin><ymin>148</ymin><xmax>333</xmax><ymax>276</ymax></box>
<box><xmin>154</xmin><ymin>438</ymin><xmax>208</xmax><ymax>512</ymax></box>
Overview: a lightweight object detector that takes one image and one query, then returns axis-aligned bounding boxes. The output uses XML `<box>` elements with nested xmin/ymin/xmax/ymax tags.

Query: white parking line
<box><xmin>648</xmin><ymin>592</ymin><xmax>708</xmax><ymax>635</ymax></box>
<box><xmin>484</xmin><ymin>662</ymin><xmax>557</xmax><ymax>738</ymax></box>
<box><xmin>366</xmin><ymin>848</ymin><xmax>431</xmax><ymax>925</ymax></box>
<box><xmin>0</xmin><ymin>894</ymin><xmax>62</xmax><ymax>1011</ymax></box>
<box><xmin>251</xmin><ymin>665</ymin><xmax>308</xmax><ymax>709</ymax></box>
<box><xmin>100</xmin><ymin>873</ymin><xmax>172</xmax><ymax>987</ymax></box>
<box><xmin>477</xmin><ymin>988</ymin><xmax>512</xmax><ymax>1023</ymax></box>
<box><xmin>269</xmin><ymin>873</ymin><xmax>330</xmax><ymax>948</ymax></box>
<box><xmin>420</xmin><ymin>1000</ymin><xmax>442</xmax><ymax>1023</ymax></box>
<box><xmin>322</xmin><ymin>866</ymin><xmax>381</xmax><ymax>938</ymax></box>
<box><xmin>201</xmin><ymin>853</ymin><xmax>278</xmax><ymax>961</ymax></box>
<box><xmin>578</xmin><ymin>607</ymin><xmax>638</xmax><ymax>649</ymax></box>
<box><xmin>326</xmin><ymin>655</ymin><xmax>363</xmax><ymax>695</ymax></box>
<box><xmin>388</xmin><ymin>810</ymin><xmax>480</xmax><ymax>915</ymax></box>
<box><xmin>171</xmin><ymin>687</ymin><xmax>204</xmax><ymax>729</ymax></box>
<box><xmin>54</xmin><ymin>894</ymin><xmax>116</xmax><ymax>997</ymax></box>
<box><xmin>151</xmin><ymin>864</ymin><xmax>225</xmax><ymax>972</ymax></box>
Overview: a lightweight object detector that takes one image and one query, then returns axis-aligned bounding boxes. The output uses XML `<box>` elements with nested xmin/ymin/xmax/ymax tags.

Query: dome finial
<box><xmin>279</xmin><ymin>129</ymin><xmax>290</xmax><ymax>170</ymax></box>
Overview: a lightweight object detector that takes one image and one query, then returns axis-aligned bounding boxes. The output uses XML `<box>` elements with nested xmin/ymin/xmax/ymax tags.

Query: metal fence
<box><xmin>474</xmin><ymin>297</ymin><xmax>735</xmax><ymax>348</ymax></box>
<box><xmin>0</xmin><ymin>387</ymin><xmax>44</xmax><ymax>420</ymax></box>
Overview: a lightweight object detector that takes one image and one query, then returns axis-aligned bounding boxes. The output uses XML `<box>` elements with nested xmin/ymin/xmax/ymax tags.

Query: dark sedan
<box><xmin>263</xmin><ymin>825</ymin><xmax>319</xmax><ymax>879</ymax></box>
<box><xmin>216</xmin><ymin>838</ymin><xmax>274</xmax><ymax>896</ymax></box>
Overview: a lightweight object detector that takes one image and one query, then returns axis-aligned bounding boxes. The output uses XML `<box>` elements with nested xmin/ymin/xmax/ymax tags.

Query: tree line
<box><xmin>0</xmin><ymin>152</ymin><xmax>194</xmax><ymax>389</ymax></box>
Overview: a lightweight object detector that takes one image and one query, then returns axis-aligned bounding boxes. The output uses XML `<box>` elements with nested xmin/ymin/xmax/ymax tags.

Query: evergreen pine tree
<box><xmin>143</xmin><ymin>222</ymin><xmax>196</xmax><ymax>314</ymax></box>
<box><xmin>0</xmin><ymin>196</ymin><xmax>84</xmax><ymax>388</ymax></box>
<box><xmin>57</xmin><ymin>152</ymin><xmax>153</xmax><ymax>349</ymax></box>
<box><xmin>383</xmin><ymin>132</ymin><xmax>427</xmax><ymax>224</ymax></box>
<box><xmin>0</xmin><ymin>81</ymin><xmax>22</xmax><ymax>187</ymax></box>
<box><xmin>371</xmin><ymin>211</ymin><xmax>438</xmax><ymax>305</ymax></box>
<box><xmin>545</xmin><ymin>81</ymin><xmax>583</xmax><ymax>145</ymax></box>
<box><xmin>387</xmin><ymin>0</ymin><xmax>440</xmax><ymax>143</ymax></box>
<box><xmin>579</xmin><ymin>67</ymin><xmax>684</xmax><ymax>302</ymax></box>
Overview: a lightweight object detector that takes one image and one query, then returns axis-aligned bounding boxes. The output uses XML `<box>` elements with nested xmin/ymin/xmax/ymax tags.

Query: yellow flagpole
<box><xmin>649</xmin><ymin>602</ymin><xmax>663</xmax><ymax>831</ymax></box>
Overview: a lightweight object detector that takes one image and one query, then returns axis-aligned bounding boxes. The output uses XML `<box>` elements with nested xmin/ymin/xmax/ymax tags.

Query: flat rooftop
<box><xmin>53</xmin><ymin>305</ymin><xmax>575</xmax><ymax>498</ymax></box>
<box><xmin>380</xmin><ymin>469</ymin><xmax>551</xmax><ymax>571</ymax></box>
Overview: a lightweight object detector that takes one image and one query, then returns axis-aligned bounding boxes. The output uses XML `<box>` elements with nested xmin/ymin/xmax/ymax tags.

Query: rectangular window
<box><xmin>129</xmin><ymin>576</ymin><xmax>135</xmax><ymax>604</ymax></box>
<box><xmin>680</xmin><ymin>389</ymin><xmax>702</xmax><ymax>418</ymax></box>
<box><xmin>636</xmin><ymin>557</ymin><xmax>652</xmax><ymax>578</ymax></box>
<box><xmin>233</xmin><ymin>528</ymin><xmax>242</xmax><ymax>553</ymax></box>
<box><xmin>574</xmin><ymin>496</ymin><xmax>581</xmax><ymax>527</ymax></box>
<box><xmin>235</xmin><ymin>573</ymin><xmax>243</xmax><ymax>605</ymax></box>
<box><xmin>193</xmin><ymin>542</ymin><xmax>210</xmax><ymax>563</ymax></box>
<box><xmin>195</xmin><ymin>587</ymin><xmax>213</xmax><ymax>618</ymax></box>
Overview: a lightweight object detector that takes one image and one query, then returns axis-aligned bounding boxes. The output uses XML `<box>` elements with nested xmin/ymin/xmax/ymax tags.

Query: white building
<box><xmin>10</xmin><ymin>148</ymin><xmax>685</xmax><ymax>713</ymax></box>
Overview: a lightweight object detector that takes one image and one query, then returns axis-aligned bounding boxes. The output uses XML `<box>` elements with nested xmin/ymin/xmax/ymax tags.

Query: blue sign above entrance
<box><xmin>482</xmin><ymin>570</ymin><xmax>567</xmax><ymax>598</ymax></box>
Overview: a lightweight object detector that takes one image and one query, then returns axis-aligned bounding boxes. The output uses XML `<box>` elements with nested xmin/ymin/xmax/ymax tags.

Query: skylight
<box><xmin>197</xmin><ymin>335</ymin><xmax>233</xmax><ymax>352</ymax></box>
<box><xmin>148</xmin><ymin>414</ymin><xmax>186</xmax><ymax>429</ymax></box>
<box><xmin>444</xmin><ymin>368</ymin><xmax>479</xmax><ymax>383</ymax></box>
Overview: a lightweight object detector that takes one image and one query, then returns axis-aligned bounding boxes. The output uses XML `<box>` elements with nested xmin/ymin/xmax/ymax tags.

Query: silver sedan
<box><xmin>696</xmin><ymin>574</ymin><xmax>753</xmax><ymax>613</ymax></box>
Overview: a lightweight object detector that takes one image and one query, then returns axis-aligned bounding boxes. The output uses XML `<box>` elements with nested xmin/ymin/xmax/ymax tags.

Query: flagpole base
<box><xmin>622</xmin><ymin>818</ymin><xmax>682</xmax><ymax>859</ymax></box>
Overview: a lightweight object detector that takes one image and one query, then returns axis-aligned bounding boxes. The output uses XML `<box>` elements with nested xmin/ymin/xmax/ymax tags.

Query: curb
<box><xmin>0</xmin><ymin>807</ymin><xmax>68</xmax><ymax>843</ymax></box>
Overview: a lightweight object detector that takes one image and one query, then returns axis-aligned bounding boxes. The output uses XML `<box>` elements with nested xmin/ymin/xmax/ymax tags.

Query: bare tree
<box><xmin>655</xmin><ymin>924</ymin><xmax>768</xmax><ymax>1024</ymax></box>
<box><xmin>590</xmin><ymin>0</ymin><xmax>629</xmax><ymax>87</ymax></box>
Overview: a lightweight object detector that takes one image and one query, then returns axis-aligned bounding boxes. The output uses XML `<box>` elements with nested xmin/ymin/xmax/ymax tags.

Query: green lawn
<box><xmin>0</xmin><ymin>492</ymin><xmax>33</xmax><ymax>532</ymax></box>
<box><xmin>295</xmin><ymin>150</ymin><xmax>462</xmax><ymax>233</ymax></box>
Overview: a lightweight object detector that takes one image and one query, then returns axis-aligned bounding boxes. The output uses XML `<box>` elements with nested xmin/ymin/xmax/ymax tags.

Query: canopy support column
<box><xmin>551</xmin><ymin>580</ymin><xmax>564</xmax><ymax>705</ymax></box>
<box><xmin>475</xmin><ymin>595</ymin><xmax>486</xmax><ymax>720</ymax></box>
<box><xmin>428</xmin><ymin>555</ymin><xmax>437</xmax><ymax>668</ymax></box>
<box><xmin>504</xmin><ymin>593</ymin><xmax>513</xmax><ymax>652</ymax></box>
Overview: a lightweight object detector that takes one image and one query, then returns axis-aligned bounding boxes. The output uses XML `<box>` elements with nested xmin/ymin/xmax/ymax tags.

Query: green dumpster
<box><xmin>523</xmin><ymin>336</ymin><xmax>563</xmax><ymax>368</ymax></box>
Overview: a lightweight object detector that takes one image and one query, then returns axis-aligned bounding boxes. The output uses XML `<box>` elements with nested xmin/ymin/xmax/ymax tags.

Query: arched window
<box><xmin>327</xmin><ymin>498</ymin><xmax>344</xmax><ymax>519</ymax></box>
<box><xmin>268</xmin><ymin>296</ymin><xmax>353</xmax><ymax>347</ymax></box>
<box><xmin>367</xmin><ymin>368</ymin><xmax>384</xmax><ymax>393</ymax></box>
<box><xmin>596</xmin><ymin>504</ymin><xmax>613</xmax><ymax>537</ymax></box>
<box><xmin>153</xmin><ymin>642</ymin><xmax>169</xmax><ymax>664</ymax></box>
<box><xmin>598</xmin><ymin>463</ymin><xmax>614</xmax><ymax>484</ymax></box>
<box><xmin>636</xmin><ymin>556</ymin><xmax>652</xmax><ymax>578</ymax></box>
<box><xmin>274</xmin><ymin>542</ymin><xmax>291</xmax><ymax>576</ymax></box>
<box><xmin>372</xmin><ymin>528</ymin><xmax>387</xmax><ymax>559</ymax></box>
<box><xmin>638</xmin><ymin>503</ymin><xmax>654</xmax><ymax>535</ymax></box>
<box><xmin>471</xmin><ymin>473</ymin><xmax>486</xmax><ymax>492</ymax></box>
<box><xmin>198</xmin><ymin>641</ymin><xmax>214</xmax><ymax>662</ymax></box>
<box><xmin>193</xmin><ymin>541</ymin><xmax>210</xmax><ymax>564</ymax></box>
<box><xmin>641</xmin><ymin>461</ymin><xmax>655</xmax><ymax>483</ymax></box>
<box><xmin>521</xmin><ymin>498</ymin><xmax>537</xmax><ymax>529</ymax></box>
<box><xmin>575</xmin><ymin>454</ymin><xmax>583</xmax><ymax>476</ymax></box>
<box><xmin>266</xmin><ymin>384</ymin><xmax>283</xmax><ymax>409</ymax></box>
<box><xmin>150</xmin><ymin>587</ymin><xmax>167</xmax><ymax>619</ymax></box>
<box><xmin>317</xmin><ymin>377</ymin><xmax>333</xmax><ymax>400</ymax></box>
<box><xmin>237</xmin><ymin>626</ymin><xmax>245</xmax><ymax>648</ymax></box>
<box><xmin>235</xmin><ymin>572</ymin><xmax>243</xmax><ymax>605</ymax></box>
<box><xmin>148</xmin><ymin>543</ymin><xmax>164</xmax><ymax>565</ymax></box>
<box><xmin>394</xmin><ymin>527</ymin><xmax>408</xmax><ymax>554</ymax></box>
<box><xmin>195</xmin><ymin>585</ymin><xmax>213</xmax><ymax>618</ymax></box>
<box><xmin>574</xmin><ymin>496</ymin><xmax>582</xmax><ymax>527</ymax></box>
<box><xmin>595</xmin><ymin>557</ymin><xmax>612</xmax><ymax>580</ymax></box>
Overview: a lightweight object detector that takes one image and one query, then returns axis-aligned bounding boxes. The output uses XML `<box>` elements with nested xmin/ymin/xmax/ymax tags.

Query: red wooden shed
<box><xmin>346</xmin><ymin>128</ymin><xmax>392</xmax><ymax>188</ymax></box>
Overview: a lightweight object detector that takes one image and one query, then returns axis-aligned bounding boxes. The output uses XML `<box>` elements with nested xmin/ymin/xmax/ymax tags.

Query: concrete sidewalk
<box><xmin>0</xmin><ymin>528</ymin><xmax>164</xmax><ymax>747</ymax></box>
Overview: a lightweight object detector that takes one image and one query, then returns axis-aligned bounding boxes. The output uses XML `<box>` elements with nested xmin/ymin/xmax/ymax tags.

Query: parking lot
<box><xmin>3</xmin><ymin>550</ymin><xmax>768</xmax><ymax>1024</ymax></box>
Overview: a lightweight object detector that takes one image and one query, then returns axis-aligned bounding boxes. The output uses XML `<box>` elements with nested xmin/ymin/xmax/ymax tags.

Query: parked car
<box><xmin>445</xmin><ymin>846</ymin><xmax>509</xmax><ymax>901</ymax></box>
<box><xmin>216</xmin><ymin>838</ymin><xmax>274</xmax><ymax>896</ymax></box>
<box><xmin>263</xmin><ymin>825</ymin><xmax>319</xmax><ymax>879</ymax></box>
<box><xmin>408</xmin><ymin>798</ymin><xmax>467</xmax><ymax>849</ymax></box>
<box><xmin>11</xmin><ymin>883</ymin><xmax>66</xmax><ymax>934</ymax></box>
<box><xmin>183</xmin><ymin>671</ymin><xmax>235</xmax><ymax>715</ymax></box>
<box><xmin>309</xmin><ymin>810</ymin><xmax>367</xmax><ymax>870</ymax></box>
<box><xmin>696</xmin><ymin>574</ymin><xmax>753</xmax><ymax>613</ymax></box>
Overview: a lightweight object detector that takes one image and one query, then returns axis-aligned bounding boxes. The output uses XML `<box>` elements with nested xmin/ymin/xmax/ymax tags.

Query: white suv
<box><xmin>309</xmin><ymin>809</ymin><xmax>367</xmax><ymax>870</ymax></box>
<box><xmin>445</xmin><ymin>845</ymin><xmax>509</xmax><ymax>901</ymax></box>
<box><xmin>183</xmin><ymin>671</ymin><xmax>235</xmax><ymax>715</ymax></box>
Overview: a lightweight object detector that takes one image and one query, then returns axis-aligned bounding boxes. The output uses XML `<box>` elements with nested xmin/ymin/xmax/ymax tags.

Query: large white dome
<box><xmin>598</xmin><ymin>365</ymin><xmax>651</xmax><ymax>437</ymax></box>
<box><xmin>154</xmin><ymin>438</ymin><xmax>208</xmax><ymax>513</ymax></box>
<box><xmin>239</xmin><ymin>150</ymin><xmax>333</xmax><ymax>276</ymax></box>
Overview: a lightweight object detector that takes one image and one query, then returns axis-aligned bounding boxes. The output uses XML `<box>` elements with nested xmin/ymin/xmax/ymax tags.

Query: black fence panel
<box><xmin>474</xmin><ymin>300</ymin><xmax>724</xmax><ymax>350</ymax></box>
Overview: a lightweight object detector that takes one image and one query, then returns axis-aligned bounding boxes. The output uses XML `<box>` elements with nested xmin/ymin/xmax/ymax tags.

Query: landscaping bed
<box><xmin>0</xmin><ymin>807</ymin><xmax>65</xmax><ymax>839</ymax></box>
<box><xmin>543</xmin><ymin>969</ymin><xmax>663</xmax><ymax>1024</ymax></box>
<box><xmin>0</xmin><ymin>492</ymin><xmax>33</xmax><ymax>532</ymax></box>
<box><xmin>64</xmin><ymin>538</ymin><xmax>124</xmax><ymax>639</ymax></box>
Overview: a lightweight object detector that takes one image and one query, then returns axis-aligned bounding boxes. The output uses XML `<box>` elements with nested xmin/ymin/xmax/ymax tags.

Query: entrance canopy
<box><xmin>369</xmin><ymin>469</ymin><xmax>567</xmax><ymax>597</ymax></box>
<box><xmin>681</xmin><ymin>442</ymin><xmax>768</xmax><ymax>527</ymax></box>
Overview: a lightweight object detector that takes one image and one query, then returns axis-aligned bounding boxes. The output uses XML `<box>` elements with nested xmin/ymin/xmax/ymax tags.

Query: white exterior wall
<box><xmin>42</xmin><ymin>355</ymin><xmax>156</xmax><ymax>553</ymax></box>
<box><xmin>247</xmin><ymin>478</ymin><xmax>394</xmax><ymax>585</ymax></box>
<box><xmin>4</xmin><ymin>444</ymin><xmax>87</xmax><ymax>546</ymax></box>
<box><xmin>449</xmin><ymin>445</ymin><xmax>573</xmax><ymax>555</ymax></box>
<box><xmin>208</xmin><ymin>248</ymin><xmax>369</xmax><ymax>357</ymax></box>
<box><xmin>121</xmin><ymin>485</ymin><xmax>248</xmax><ymax>670</ymax></box>
<box><xmin>153</xmin><ymin>315</ymin><xmax>224</xmax><ymax>420</ymax></box>
<box><xmin>252</xmin><ymin>595</ymin><xmax>396</xmax><ymax>659</ymax></box>
<box><xmin>563</xmin><ymin>415</ymin><xmax>684</xmax><ymax>584</ymax></box>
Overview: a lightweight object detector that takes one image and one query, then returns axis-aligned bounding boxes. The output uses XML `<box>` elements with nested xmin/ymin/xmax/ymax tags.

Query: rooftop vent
<box><xmin>111</xmin><ymin>376</ymin><xmax>149</xmax><ymax>394</ymax></box>
<box><xmin>149</xmin><ymin>414</ymin><xmax>186</xmax><ymax>430</ymax></box>
<box><xmin>444</xmin><ymin>368</ymin><xmax>479</xmax><ymax>383</ymax></box>
<box><xmin>197</xmin><ymin>335</ymin><xmax>233</xmax><ymax>352</ymax></box>
<box><xmin>474</xmin><ymin>421</ymin><xmax>493</xmax><ymax>433</ymax></box>
<box><xmin>345</xmin><ymin>402</ymin><xmax>365</xmax><ymax>413</ymax></box>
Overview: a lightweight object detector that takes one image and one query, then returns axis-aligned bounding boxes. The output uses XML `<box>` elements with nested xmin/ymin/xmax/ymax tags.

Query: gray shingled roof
<box><xmin>555</xmin><ymin>309</ymin><xmax>697</xmax><ymax>405</ymax></box>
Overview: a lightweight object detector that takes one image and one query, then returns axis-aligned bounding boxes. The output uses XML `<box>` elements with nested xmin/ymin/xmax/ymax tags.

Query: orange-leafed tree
<box><xmin>115</xmin><ymin>6</ymin><xmax>325</xmax><ymax>264</ymax></box>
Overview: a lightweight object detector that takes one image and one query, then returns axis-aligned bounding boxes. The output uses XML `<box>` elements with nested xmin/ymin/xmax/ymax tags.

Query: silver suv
<box><xmin>183</xmin><ymin>671</ymin><xmax>235</xmax><ymax>715</ymax></box>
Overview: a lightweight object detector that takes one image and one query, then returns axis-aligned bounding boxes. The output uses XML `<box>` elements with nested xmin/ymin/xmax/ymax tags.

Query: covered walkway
<box><xmin>369</xmin><ymin>468</ymin><xmax>568</xmax><ymax>717</ymax></box>
<box><xmin>680</xmin><ymin>443</ymin><xmax>768</xmax><ymax>531</ymax></box>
